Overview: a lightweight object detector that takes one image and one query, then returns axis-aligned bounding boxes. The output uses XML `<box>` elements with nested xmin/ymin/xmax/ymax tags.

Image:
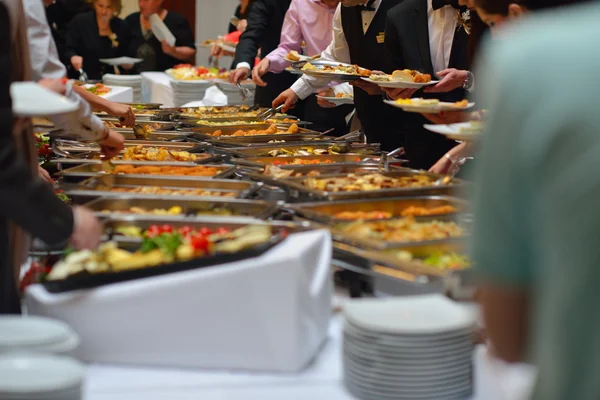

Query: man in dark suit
<box><xmin>228</xmin><ymin>0</ymin><xmax>298</xmax><ymax>109</ymax></box>
<box><xmin>383</xmin><ymin>0</ymin><xmax>470</xmax><ymax>170</ymax></box>
<box><xmin>272</xmin><ymin>0</ymin><xmax>406</xmax><ymax>151</ymax></box>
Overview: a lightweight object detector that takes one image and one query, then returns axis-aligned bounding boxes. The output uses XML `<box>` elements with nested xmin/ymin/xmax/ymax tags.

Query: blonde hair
<box><xmin>88</xmin><ymin>0</ymin><xmax>123</xmax><ymax>15</ymax></box>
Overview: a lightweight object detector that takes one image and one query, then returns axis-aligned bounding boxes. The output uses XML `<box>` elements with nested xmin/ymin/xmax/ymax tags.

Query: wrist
<box><xmin>98</xmin><ymin>128</ymin><xmax>109</xmax><ymax>142</ymax></box>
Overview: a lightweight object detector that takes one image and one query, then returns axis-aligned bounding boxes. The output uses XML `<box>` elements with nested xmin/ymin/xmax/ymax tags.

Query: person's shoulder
<box><xmin>70</xmin><ymin>9</ymin><xmax>94</xmax><ymax>24</ymax></box>
<box><xmin>124</xmin><ymin>12</ymin><xmax>140</xmax><ymax>23</ymax></box>
<box><xmin>387</xmin><ymin>0</ymin><xmax>417</xmax><ymax>20</ymax></box>
<box><xmin>165</xmin><ymin>11</ymin><xmax>187</xmax><ymax>24</ymax></box>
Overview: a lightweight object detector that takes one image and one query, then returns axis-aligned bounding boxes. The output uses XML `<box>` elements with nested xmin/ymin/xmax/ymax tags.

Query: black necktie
<box><xmin>432</xmin><ymin>0</ymin><xmax>460</xmax><ymax>10</ymax></box>
<box><xmin>357</xmin><ymin>0</ymin><xmax>376</xmax><ymax>11</ymax></box>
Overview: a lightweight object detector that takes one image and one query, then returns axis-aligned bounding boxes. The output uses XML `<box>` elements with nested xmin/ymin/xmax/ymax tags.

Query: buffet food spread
<box><xmin>33</xmin><ymin>103</ymin><xmax>472</xmax><ymax>300</ymax></box>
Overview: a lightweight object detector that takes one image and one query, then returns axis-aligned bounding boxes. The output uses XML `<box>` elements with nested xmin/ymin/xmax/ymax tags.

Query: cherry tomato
<box><xmin>197</xmin><ymin>67</ymin><xmax>209</xmax><ymax>75</ymax></box>
<box><xmin>273</xmin><ymin>160</ymin><xmax>281</xmax><ymax>165</ymax></box>
<box><xmin>178</xmin><ymin>226</ymin><xmax>194</xmax><ymax>236</ymax></box>
<box><xmin>160</xmin><ymin>224</ymin><xmax>173</xmax><ymax>234</ymax></box>
<box><xmin>216</xmin><ymin>227</ymin><xmax>229</xmax><ymax>235</ymax></box>
<box><xmin>198</xmin><ymin>227</ymin><xmax>212</xmax><ymax>236</ymax></box>
<box><xmin>146</xmin><ymin>225</ymin><xmax>161</xmax><ymax>237</ymax></box>
<box><xmin>191</xmin><ymin>236</ymin><xmax>209</xmax><ymax>252</ymax></box>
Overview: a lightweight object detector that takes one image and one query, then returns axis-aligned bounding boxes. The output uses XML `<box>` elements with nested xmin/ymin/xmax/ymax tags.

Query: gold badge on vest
<box><xmin>376</xmin><ymin>32</ymin><xmax>385</xmax><ymax>44</ymax></box>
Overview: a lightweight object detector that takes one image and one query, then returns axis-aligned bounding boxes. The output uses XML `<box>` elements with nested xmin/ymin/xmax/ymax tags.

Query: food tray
<box><xmin>56</xmin><ymin>163</ymin><xmax>234</xmax><ymax>181</ymax></box>
<box><xmin>64</xmin><ymin>175</ymin><xmax>259</xmax><ymax>199</ymax></box>
<box><xmin>53</xmin><ymin>141</ymin><xmax>207</xmax><ymax>158</ymax></box>
<box><xmin>243</xmin><ymin>169</ymin><xmax>467</xmax><ymax>201</ymax></box>
<box><xmin>224</xmin><ymin>142</ymin><xmax>381</xmax><ymax>158</ymax></box>
<box><xmin>234</xmin><ymin>154</ymin><xmax>383</xmax><ymax>168</ymax></box>
<box><xmin>285</xmin><ymin>196</ymin><xmax>469</xmax><ymax>224</ymax></box>
<box><xmin>238</xmin><ymin>164</ymin><xmax>405</xmax><ymax>180</ymax></box>
<box><xmin>112</xmin><ymin>130</ymin><xmax>192</xmax><ymax>141</ymax></box>
<box><xmin>190</xmin><ymin>126</ymin><xmax>323</xmax><ymax>143</ymax></box>
<box><xmin>101</xmin><ymin>118</ymin><xmax>183</xmax><ymax>131</ymax></box>
<box><xmin>84</xmin><ymin>197</ymin><xmax>280</xmax><ymax>220</ymax></box>
<box><xmin>41</xmin><ymin>218</ymin><xmax>295</xmax><ymax>293</ymax></box>
<box><xmin>123</xmin><ymin>102</ymin><xmax>163</xmax><ymax>110</ymax></box>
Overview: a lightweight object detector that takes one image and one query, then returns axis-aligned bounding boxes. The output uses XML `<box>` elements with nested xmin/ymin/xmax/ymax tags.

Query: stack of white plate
<box><xmin>170</xmin><ymin>79</ymin><xmax>212</xmax><ymax>107</ymax></box>
<box><xmin>0</xmin><ymin>316</ymin><xmax>79</xmax><ymax>355</ymax></box>
<box><xmin>343</xmin><ymin>294</ymin><xmax>477</xmax><ymax>400</ymax></box>
<box><xmin>215</xmin><ymin>80</ymin><xmax>256</xmax><ymax>105</ymax></box>
<box><xmin>0</xmin><ymin>353</ymin><xmax>85</xmax><ymax>400</ymax></box>
<box><xmin>102</xmin><ymin>74</ymin><xmax>142</xmax><ymax>102</ymax></box>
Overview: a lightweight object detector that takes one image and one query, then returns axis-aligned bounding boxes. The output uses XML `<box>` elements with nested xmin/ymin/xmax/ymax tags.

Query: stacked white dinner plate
<box><xmin>215</xmin><ymin>80</ymin><xmax>256</xmax><ymax>105</ymax></box>
<box><xmin>343</xmin><ymin>294</ymin><xmax>477</xmax><ymax>400</ymax></box>
<box><xmin>102</xmin><ymin>74</ymin><xmax>143</xmax><ymax>102</ymax></box>
<box><xmin>0</xmin><ymin>316</ymin><xmax>79</xmax><ymax>355</ymax></box>
<box><xmin>170</xmin><ymin>79</ymin><xmax>212</xmax><ymax>106</ymax></box>
<box><xmin>0</xmin><ymin>353</ymin><xmax>85</xmax><ymax>400</ymax></box>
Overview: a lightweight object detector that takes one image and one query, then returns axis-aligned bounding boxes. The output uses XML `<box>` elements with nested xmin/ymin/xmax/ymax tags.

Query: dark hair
<box><xmin>474</xmin><ymin>0</ymin><xmax>575</xmax><ymax>15</ymax></box>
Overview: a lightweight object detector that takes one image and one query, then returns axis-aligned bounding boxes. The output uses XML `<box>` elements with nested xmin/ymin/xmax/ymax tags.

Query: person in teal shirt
<box><xmin>472</xmin><ymin>2</ymin><xmax>600</xmax><ymax>399</ymax></box>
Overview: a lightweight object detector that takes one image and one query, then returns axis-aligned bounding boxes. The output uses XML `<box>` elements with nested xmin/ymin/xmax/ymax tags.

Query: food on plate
<box><xmin>47</xmin><ymin>225</ymin><xmax>273</xmax><ymax>279</ymax></box>
<box><xmin>85</xmin><ymin>83</ymin><xmax>111</xmax><ymax>95</ymax></box>
<box><xmin>32</xmin><ymin>117</ymin><xmax>53</xmax><ymax>127</ymax></box>
<box><xmin>336</xmin><ymin>93</ymin><xmax>353</xmax><ymax>99</ymax></box>
<box><xmin>259</xmin><ymin>144</ymin><xmax>352</xmax><ymax>157</ymax></box>
<box><xmin>394</xmin><ymin>98</ymin><xmax>440</xmax><ymax>106</ymax></box>
<box><xmin>286</xmin><ymin>50</ymin><xmax>302</xmax><ymax>61</ymax></box>
<box><xmin>113</xmin><ymin>165</ymin><xmax>220</xmax><ymax>177</ymax></box>
<box><xmin>392</xmin><ymin>251</ymin><xmax>471</xmax><ymax>270</ymax></box>
<box><xmin>454</xmin><ymin>99</ymin><xmax>469</xmax><ymax>107</ymax></box>
<box><xmin>459</xmin><ymin>121</ymin><xmax>484</xmax><ymax>134</ymax></box>
<box><xmin>333</xmin><ymin>211</ymin><xmax>393</xmax><ymax>220</ymax></box>
<box><xmin>400</xmin><ymin>205</ymin><xmax>458</xmax><ymax>217</ymax></box>
<box><xmin>301</xmin><ymin>62</ymin><xmax>371</xmax><ymax>77</ymax></box>
<box><xmin>109</xmin><ymin>187</ymin><xmax>236</xmax><ymax>197</ymax></box>
<box><xmin>369</xmin><ymin>70</ymin><xmax>432</xmax><ymax>83</ymax></box>
<box><xmin>303</xmin><ymin>173</ymin><xmax>435</xmax><ymax>192</ymax></box>
<box><xmin>122</xmin><ymin>146</ymin><xmax>200</xmax><ymax>162</ymax></box>
<box><xmin>339</xmin><ymin>217</ymin><xmax>464</xmax><ymax>243</ymax></box>
<box><xmin>211</xmin><ymin>123</ymin><xmax>299</xmax><ymax>137</ymax></box>
<box><xmin>166</xmin><ymin>65</ymin><xmax>230</xmax><ymax>80</ymax></box>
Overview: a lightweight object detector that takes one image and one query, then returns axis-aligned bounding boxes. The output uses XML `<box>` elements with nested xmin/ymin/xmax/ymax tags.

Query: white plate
<box><xmin>284</xmin><ymin>54</ymin><xmax>311</xmax><ymax>62</ymax></box>
<box><xmin>344</xmin><ymin>357</ymin><xmax>472</xmax><ymax>382</ymax></box>
<box><xmin>344</xmin><ymin>380</ymin><xmax>472</xmax><ymax>400</ymax></box>
<box><xmin>423</xmin><ymin>122</ymin><xmax>483</xmax><ymax>142</ymax></box>
<box><xmin>99</xmin><ymin>57</ymin><xmax>143</xmax><ymax>66</ymax></box>
<box><xmin>150</xmin><ymin>13</ymin><xmax>175</xmax><ymax>46</ymax></box>
<box><xmin>10</xmin><ymin>82</ymin><xmax>78</xmax><ymax>117</ymax></box>
<box><xmin>344</xmin><ymin>337</ymin><xmax>473</xmax><ymax>359</ymax></box>
<box><xmin>316</xmin><ymin>95</ymin><xmax>354</xmax><ymax>105</ymax></box>
<box><xmin>345</xmin><ymin>319</ymin><xmax>473</xmax><ymax>342</ymax></box>
<box><xmin>219</xmin><ymin>43</ymin><xmax>237</xmax><ymax>53</ymax></box>
<box><xmin>0</xmin><ymin>354</ymin><xmax>84</xmax><ymax>394</ymax></box>
<box><xmin>384</xmin><ymin>99</ymin><xmax>474</xmax><ymax>113</ymax></box>
<box><xmin>0</xmin><ymin>316</ymin><xmax>72</xmax><ymax>348</ymax></box>
<box><xmin>362</xmin><ymin>77</ymin><xmax>439</xmax><ymax>89</ymax></box>
<box><xmin>344</xmin><ymin>295</ymin><xmax>477</xmax><ymax>335</ymax></box>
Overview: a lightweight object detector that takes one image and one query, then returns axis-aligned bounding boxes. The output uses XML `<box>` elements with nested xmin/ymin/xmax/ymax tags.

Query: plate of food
<box><xmin>293</xmin><ymin>60</ymin><xmax>370</xmax><ymax>81</ymax></box>
<box><xmin>423</xmin><ymin>121</ymin><xmax>484</xmax><ymax>142</ymax></box>
<box><xmin>384</xmin><ymin>99</ymin><xmax>474</xmax><ymax>113</ymax></box>
<box><xmin>363</xmin><ymin>70</ymin><xmax>438</xmax><ymax>89</ymax></box>
<box><xmin>316</xmin><ymin>92</ymin><xmax>354</xmax><ymax>105</ymax></box>
<box><xmin>284</xmin><ymin>50</ymin><xmax>313</xmax><ymax>63</ymax></box>
<box><xmin>84</xmin><ymin>83</ymin><xmax>111</xmax><ymax>96</ymax></box>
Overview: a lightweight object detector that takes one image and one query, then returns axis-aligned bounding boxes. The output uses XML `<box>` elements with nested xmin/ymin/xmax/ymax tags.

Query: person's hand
<box><xmin>108</xmin><ymin>102</ymin><xmax>135</xmax><ymax>126</ymax></box>
<box><xmin>99</xmin><ymin>130</ymin><xmax>125</xmax><ymax>159</ymax></box>
<box><xmin>38</xmin><ymin>78</ymin><xmax>67</xmax><ymax>95</ymax></box>
<box><xmin>350</xmin><ymin>79</ymin><xmax>382</xmax><ymax>95</ymax></box>
<box><xmin>429</xmin><ymin>143</ymin><xmax>468</xmax><ymax>174</ymax></box>
<box><xmin>210</xmin><ymin>43</ymin><xmax>224</xmax><ymax>57</ymax></box>
<box><xmin>272</xmin><ymin>88</ymin><xmax>298</xmax><ymax>113</ymax></box>
<box><xmin>422</xmin><ymin>111</ymin><xmax>469</xmax><ymax>124</ymax></box>
<box><xmin>429</xmin><ymin>154</ymin><xmax>453</xmax><ymax>175</ymax></box>
<box><xmin>70</xmin><ymin>56</ymin><xmax>83</xmax><ymax>71</ymax></box>
<box><xmin>161</xmin><ymin>40</ymin><xmax>177</xmax><ymax>57</ymax></box>
<box><xmin>424</xmin><ymin>69</ymin><xmax>467</xmax><ymax>93</ymax></box>
<box><xmin>229</xmin><ymin>66</ymin><xmax>250</xmax><ymax>84</ymax></box>
<box><xmin>120</xmin><ymin>63</ymin><xmax>134</xmax><ymax>70</ymax></box>
<box><xmin>69</xmin><ymin>206</ymin><xmax>102</xmax><ymax>250</ymax></box>
<box><xmin>316</xmin><ymin>89</ymin><xmax>336</xmax><ymax>108</ymax></box>
<box><xmin>382</xmin><ymin>87</ymin><xmax>418</xmax><ymax>100</ymax></box>
<box><xmin>38</xmin><ymin>166</ymin><xmax>53</xmax><ymax>183</ymax></box>
<box><xmin>252</xmin><ymin>58</ymin><xmax>270</xmax><ymax>87</ymax></box>
<box><xmin>237</xmin><ymin>19</ymin><xmax>248</xmax><ymax>33</ymax></box>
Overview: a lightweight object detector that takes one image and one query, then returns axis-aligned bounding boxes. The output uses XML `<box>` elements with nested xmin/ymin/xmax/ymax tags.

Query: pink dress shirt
<box><xmin>265</xmin><ymin>0</ymin><xmax>336</xmax><ymax>74</ymax></box>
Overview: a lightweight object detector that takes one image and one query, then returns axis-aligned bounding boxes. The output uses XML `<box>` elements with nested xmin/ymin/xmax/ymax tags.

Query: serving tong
<box><xmin>236</xmin><ymin>82</ymin><xmax>253</xmax><ymax>102</ymax></box>
<box><xmin>257</xmin><ymin>104</ymin><xmax>285</xmax><ymax>121</ymax></box>
<box><xmin>434</xmin><ymin>156</ymin><xmax>473</xmax><ymax>186</ymax></box>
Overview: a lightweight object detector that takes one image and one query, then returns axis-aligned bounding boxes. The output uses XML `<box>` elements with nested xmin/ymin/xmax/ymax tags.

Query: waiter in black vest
<box><xmin>229</xmin><ymin>0</ymin><xmax>299</xmax><ymax>109</ymax></box>
<box><xmin>272</xmin><ymin>0</ymin><xmax>405</xmax><ymax>151</ymax></box>
<box><xmin>382</xmin><ymin>0</ymin><xmax>470</xmax><ymax>170</ymax></box>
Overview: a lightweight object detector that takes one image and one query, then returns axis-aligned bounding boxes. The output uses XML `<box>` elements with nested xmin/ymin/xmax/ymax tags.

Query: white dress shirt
<box><xmin>22</xmin><ymin>0</ymin><xmax>105</xmax><ymax>141</ymax></box>
<box><xmin>290</xmin><ymin>0</ymin><xmax>381</xmax><ymax>100</ymax></box>
<box><xmin>427</xmin><ymin>0</ymin><xmax>458</xmax><ymax>75</ymax></box>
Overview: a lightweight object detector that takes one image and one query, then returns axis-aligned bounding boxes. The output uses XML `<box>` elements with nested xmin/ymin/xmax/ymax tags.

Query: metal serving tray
<box><xmin>64</xmin><ymin>175</ymin><xmax>259</xmax><ymax>199</ymax></box>
<box><xmin>84</xmin><ymin>197</ymin><xmax>280</xmax><ymax>220</ymax></box>
<box><xmin>233</xmin><ymin>154</ymin><xmax>382</xmax><ymax>169</ymax></box>
<box><xmin>190</xmin><ymin>126</ymin><xmax>323</xmax><ymax>143</ymax></box>
<box><xmin>112</xmin><ymin>130</ymin><xmax>192</xmax><ymax>141</ymax></box>
<box><xmin>244</xmin><ymin>169</ymin><xmax>467</xmax><ymax>201</ymax></box>
<box><xmin>56</xmin><ymin>163</ymin><xmax>235</xmax><ymax>181</ymax></box>
<box><xmin>285</xmin><ymin>196</ymin><xmax>469</xmax><ymax>224</ymax></box>
<box><xmin>224</xmin><ymin>142</ymin><xmax>381</xmax><ymax>158</ymax></box>
<box><xmin>101</xmin><ymin>118</ymin><xmax>183</xmax><ymax>131</ymax></box>
<box><xmin>237</xmin><ymin>164</ymin><xmax>406</xmax><ymax>180</ymax></box>
<box><xmin>52</xmin><ymin>140</ymin><xmax>208</xmax><ymax>159</ymax></box>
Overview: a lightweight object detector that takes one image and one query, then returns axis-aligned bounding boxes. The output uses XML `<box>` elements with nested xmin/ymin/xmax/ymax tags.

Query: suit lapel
<box><xmin>448</xmin><ymin>25</ymin><xmax>469</xmax><ymax>70</ymax></box>
<box><xmin>414</xmin><ymin>1</ymin><xmax>434</xmax><ymax>75</ymax></box>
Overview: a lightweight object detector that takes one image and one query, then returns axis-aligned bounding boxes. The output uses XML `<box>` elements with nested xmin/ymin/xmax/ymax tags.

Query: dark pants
<box><xmin>302</xmin><ymin>95</ymin><xmax>352</xmax><ymax>137</ymax></box>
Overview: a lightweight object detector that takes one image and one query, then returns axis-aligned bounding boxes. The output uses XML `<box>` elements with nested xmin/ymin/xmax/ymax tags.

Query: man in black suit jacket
<box><xmin>383</xmin><ymin>0</ymin><xmax>471</xmax><ymax>170</ymax></box>
<box><xmin>229</xmin><ymin>0</ymin><xmax>297</xmax><ymax>108</ymax></box>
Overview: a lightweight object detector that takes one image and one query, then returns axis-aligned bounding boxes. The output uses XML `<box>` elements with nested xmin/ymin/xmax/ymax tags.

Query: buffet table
<box><xmin>84</xmin><ymin>316</ymin><xmax>537</xmax><ymax>400</ymax></box>
<box><xmin>101</xmin><ymin>86</ymin><xmax>133</xmax><ymax>103</ymax></box>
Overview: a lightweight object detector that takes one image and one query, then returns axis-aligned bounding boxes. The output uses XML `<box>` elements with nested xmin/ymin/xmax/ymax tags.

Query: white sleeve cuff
<box><xmin>236</xmin><ymin>62</ymin><xmax>252</xmax><ymax>71</ymax></box>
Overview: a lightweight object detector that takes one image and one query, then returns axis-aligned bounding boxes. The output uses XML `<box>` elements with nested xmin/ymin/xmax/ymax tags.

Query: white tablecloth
<box><xmin>141</xmin><ymin>72</ymin><xmax>228</xmax><ymax>108</ymax></box>
<box><xmin>84</xmin><ymin>316</ymin><xmax>537</xmax><ymax>400</ymax></box>
<box><xmin>102</xmin><ymin>86</ymin><xmax>133</xmax><ymax>103</ymax></box>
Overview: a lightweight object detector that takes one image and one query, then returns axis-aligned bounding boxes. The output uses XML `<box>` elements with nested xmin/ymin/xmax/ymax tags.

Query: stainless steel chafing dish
<box><xmin>223</xmin><ymin>142</ymin><xmax>381</xmax><ymax>158</ymax></box>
